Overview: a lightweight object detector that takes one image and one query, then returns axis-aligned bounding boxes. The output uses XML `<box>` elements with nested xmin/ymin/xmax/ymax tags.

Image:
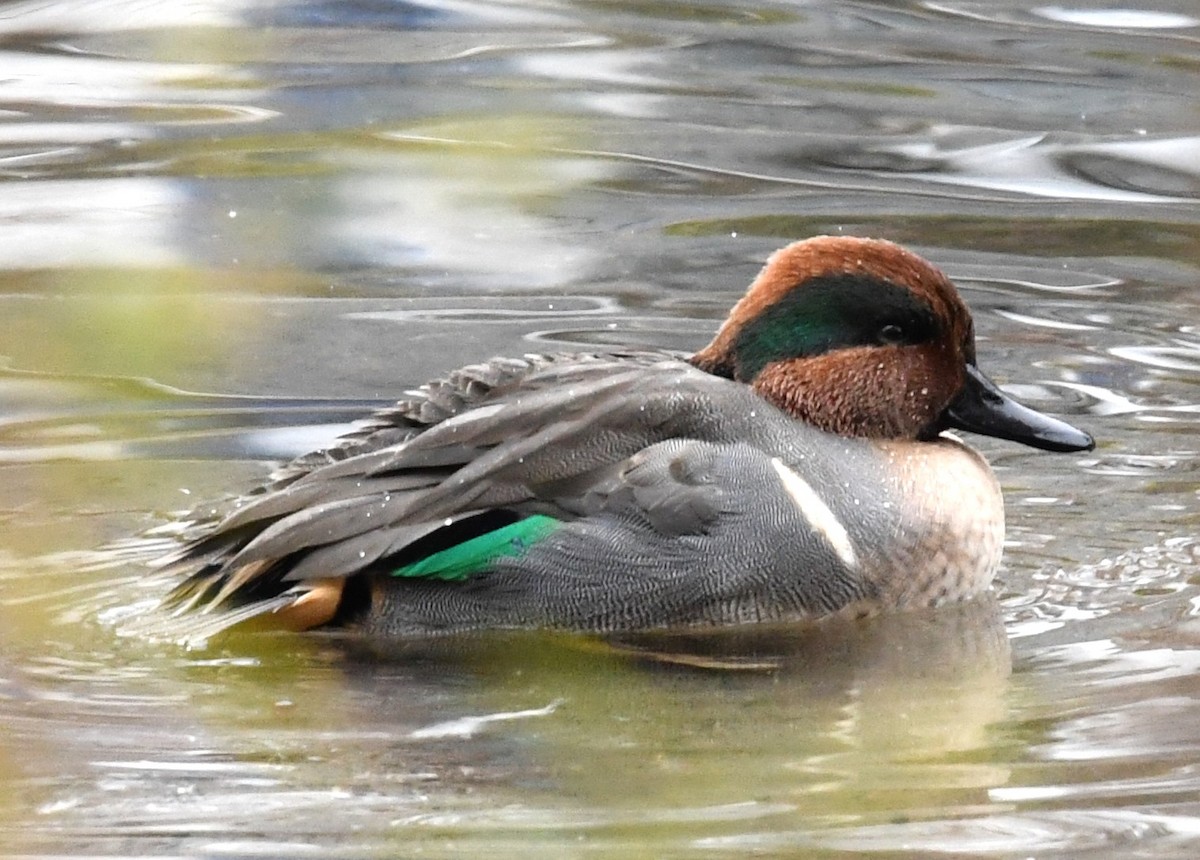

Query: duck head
<box><xmin>690</xmin><ymin>236</ymin><xmax>1094</xmax><ymax>452</ymax></box>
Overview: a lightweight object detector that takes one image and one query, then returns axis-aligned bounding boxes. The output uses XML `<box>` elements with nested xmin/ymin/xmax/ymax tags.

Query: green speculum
<box><xmin>391</xmin><ymin>514</ymin><xmax>561</xmax><ymax>581</ymax></box>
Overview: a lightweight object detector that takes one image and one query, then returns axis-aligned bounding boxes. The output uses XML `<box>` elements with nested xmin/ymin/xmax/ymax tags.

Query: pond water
<box><xmin>2</xmin><ymin>0</ymin><xmax>1199</xmax><ymax>856</ymax></box>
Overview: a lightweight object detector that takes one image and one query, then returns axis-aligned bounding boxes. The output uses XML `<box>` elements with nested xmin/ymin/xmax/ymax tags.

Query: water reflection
<box><xmin>329</xmin><ymin>143</ymin><xmax>605</xmax><ymax>281</ymax></box>
<box><xmin>0</xmin><ymin>180</ymin><xmax>187</xmax><ymax>268</ymax></box>
<box><xmin>12</xmin><ymin>602</ymin><xmax>1016</xmax><ymax>855</ymax></box>
<box><xmin>1032</xmin><ymin>6</ymin><xmax>1200</xmax><ymax>30</ymax></box>
<box><xmin>818</xmin><ymin>131</ymin><xmax>1200</xmax><ymax>203</ymax></box>
<box><xmin>0</xmin><ymin>0</ymin><xmax>255</xmax><ymax>32</ymax></box>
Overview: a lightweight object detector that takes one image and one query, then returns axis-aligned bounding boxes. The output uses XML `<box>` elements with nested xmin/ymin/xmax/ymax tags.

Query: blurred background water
<box><xmin>1</xmin><ymin>0</ymin><xmax>1199</xmax><ymax>856</ymax></box>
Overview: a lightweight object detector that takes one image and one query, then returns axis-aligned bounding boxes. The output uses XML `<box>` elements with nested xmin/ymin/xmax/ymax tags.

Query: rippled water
<box><xmin>2</xmin><ymin>0</ymin><xmax>1199</xmax><ymax>856</ymax></box>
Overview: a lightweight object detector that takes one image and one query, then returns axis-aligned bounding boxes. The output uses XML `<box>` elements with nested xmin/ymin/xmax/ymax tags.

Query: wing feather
<box><xmin>159</xmin><ymin>352</ymin><xmax>752</xmax><ymax>623</ymax></box>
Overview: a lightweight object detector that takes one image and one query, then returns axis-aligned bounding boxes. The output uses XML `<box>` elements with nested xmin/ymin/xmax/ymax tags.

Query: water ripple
<box><xmin>837</xmin><ymin>129</ymin><xmax>1198</xmax><ymax>203</ymax></box>
<box><xmin>1110</xmin><ymin>343</ymin><xmax>1200</xmax><ymax>374</ymax></box>
<box><xmin>1034</xmin><ymin>7</ymin><xmax>1200</xmax><ymax>30</ymax></box>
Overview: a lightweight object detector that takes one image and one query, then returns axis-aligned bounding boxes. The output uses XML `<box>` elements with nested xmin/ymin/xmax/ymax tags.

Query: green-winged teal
<box><xmin>160</xmin><ymin>236</ymin><xmax>1094</xmax><ymax>637</ymax></box>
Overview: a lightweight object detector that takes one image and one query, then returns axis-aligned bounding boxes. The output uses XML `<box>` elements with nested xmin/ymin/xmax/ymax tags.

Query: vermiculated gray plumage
<box><xmin>160</xmin><ymin>351</ymin><xmax>909</xmax><ymax>635</ymax></box>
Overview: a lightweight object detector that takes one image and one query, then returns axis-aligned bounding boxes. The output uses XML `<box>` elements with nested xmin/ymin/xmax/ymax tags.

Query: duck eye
<box><xmin>878</xmin><ymin>323</ymin><xmax>906</xmax><ymax>346</ymax></box>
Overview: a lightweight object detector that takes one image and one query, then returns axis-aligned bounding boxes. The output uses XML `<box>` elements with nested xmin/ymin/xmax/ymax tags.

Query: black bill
<box><xmin>943</xmin><ymin>363</ymin><xmax>1094</xmax><ymax>453</ymax></box>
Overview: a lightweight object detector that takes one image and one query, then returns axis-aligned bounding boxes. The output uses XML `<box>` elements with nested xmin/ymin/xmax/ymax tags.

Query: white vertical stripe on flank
<box><xmin>769</xmin><ymin>458</ymin><xmax>858</xmax><ymax>568</ymax></box>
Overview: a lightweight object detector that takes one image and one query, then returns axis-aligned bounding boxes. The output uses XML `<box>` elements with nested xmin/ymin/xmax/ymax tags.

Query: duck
<box><xmin>158</xmin><ymin>236</ymin><xmax>1094</xmax><ymax>639</ymax></box>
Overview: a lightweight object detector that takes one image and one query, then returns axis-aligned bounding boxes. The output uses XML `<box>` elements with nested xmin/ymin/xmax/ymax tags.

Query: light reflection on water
<box><xmin>1</xmin><ymin>0</ymin><xmax>1199</xmax><ymax>857</ymax></box>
